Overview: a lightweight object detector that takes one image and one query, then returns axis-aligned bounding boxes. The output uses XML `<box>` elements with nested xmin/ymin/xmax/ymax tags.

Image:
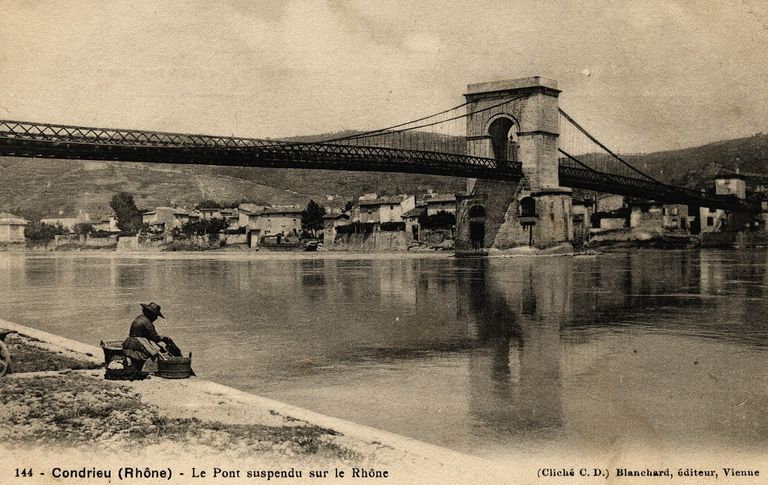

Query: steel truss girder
<box><xmin>559</xmin><ymin>165</ymin><xmax>744</xmax><ymax>211</ymax></box>
<box><xmin>0</xmin><ymin>119</ymin><xmax>523</xmax><ymax>181</ymax></box>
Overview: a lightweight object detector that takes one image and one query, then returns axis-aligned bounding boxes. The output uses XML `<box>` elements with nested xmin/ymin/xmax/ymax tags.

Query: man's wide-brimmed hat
<box><xmin>140</xmin><ymin>302</ymin><xmax>165</xmax><ymax>318</ymax></box>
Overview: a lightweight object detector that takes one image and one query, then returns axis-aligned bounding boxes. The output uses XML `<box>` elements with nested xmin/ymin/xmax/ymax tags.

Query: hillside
<box><xmin>0</xmin><ymin>158</ymin><xmax>311</xmax><ymax>221</ymax></box>
<box><xmin>0</xmin><ymin>132</ymin><xmax>765</xmax><ymax>220</ymax></box>
<box><xmin>625</xmin><ymin>133</ymin><xmax>768</xmax><ymax>188</ymax></box>
<box><xmin>0</xmin><ymin>157</ymin><xmax>465</xmax><ymax>221</ymax></box>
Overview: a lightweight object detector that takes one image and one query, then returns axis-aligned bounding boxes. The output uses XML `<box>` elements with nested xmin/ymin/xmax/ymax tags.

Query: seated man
<box><xmin>122</xmin><ymin>302</ymin><xmax>178</xmax><ymax>377</ymax></box>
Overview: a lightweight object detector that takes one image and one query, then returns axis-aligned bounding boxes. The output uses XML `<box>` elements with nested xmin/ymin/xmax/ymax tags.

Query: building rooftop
<box><xmin>401</xmin><ymin>207</ymin><xmax>426</xmax><ymax>219</ymax></box>
<box><xmin>0</xmin><ymin>212</ymin><xmax>29</xmax><ymax>225</ymax></box>
<box><xmin>258</xmin><ymin>207</ymin><xmax>303</xmax><ymax>216</ymax></box>
<box><xmin>425</xmin><ymin>194</ymin><xmax>456</xmax><ymax>204</ymax></box>
<box><xmin>358</xmin><ymin>196</ymin><xmax>408</xmax><ymax>207</ymax></box>
<box><xmin>41</xmin><ymin>215</ymin><xmax>79</xmax><ymax>220</ymax></box>
<box><xmin>323</xmin><ymin>212</ymin><xmax>350</xmax><ymax>220</ymax></box>
<box><xmin>239</xmin><ymin>204</ymin><xmax>270</xmax><ymax>214</ymax></box>
<box><xmin>144</xmin><ymin>207</ymin><xmax>190</xmax><ymax>216</ymax></box>
<box><xmin>716</xmin><ymin>171</ymin><xmax>749</xmax><ymax>181</ymax></box>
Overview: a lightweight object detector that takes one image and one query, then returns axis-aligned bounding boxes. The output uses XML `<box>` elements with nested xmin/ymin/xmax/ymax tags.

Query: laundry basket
<box><xmin>156</xmin><ymin>353</ymin><xmax>194</xmax><ymax>379</ymax></box>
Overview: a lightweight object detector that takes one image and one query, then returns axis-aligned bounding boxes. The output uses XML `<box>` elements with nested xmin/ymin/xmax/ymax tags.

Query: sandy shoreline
<box><xmin>0</xmin><ymin>319</ymin><xmax>506</xmax><ymax>484</ymax></box>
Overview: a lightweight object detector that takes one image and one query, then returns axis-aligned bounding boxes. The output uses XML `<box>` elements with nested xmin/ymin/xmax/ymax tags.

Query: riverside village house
<box><xmin>356</xmin><ymin>194</ymin><xmax>416</xmax><ymax>227</ymax></box>
<box><xmin>243</xmin><ymin>207</ymin><xmax>303</xmax><ymax>238</ymax></box>
<box><xmin>142</xmin><ymin>207</ymin><xmax>192</xmax><ymax>233</ymax></box>
<box><xmin>424</xmin><ymin>193</ymin><xmax>457</xmax><ymax>216</ymax></box>
<box><xmin>41</xmin><ymin>210</ymin><xmax>119</xmax><ymax>233</ymax></box>
<box><xmin>0</xmin><ymin>212</ymin><xmax>29</xmax><ymax>245</ymax></box>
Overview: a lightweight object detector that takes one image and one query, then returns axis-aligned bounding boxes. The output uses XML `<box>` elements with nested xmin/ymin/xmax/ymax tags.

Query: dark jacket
<box><xmin>122</xmin><ymin>314</ymin><xmax>165</xmax><ymax>364</ymax></box>
<box><xmin>128</xmin><ymin>314</ymin><xmax>163</xmax><ymax>342</ymax></box>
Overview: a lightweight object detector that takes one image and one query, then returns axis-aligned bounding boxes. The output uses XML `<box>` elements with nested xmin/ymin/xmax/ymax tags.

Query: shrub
<box><xmin>380</xmin><ymin>221</ymin><xmax>405</xmax><ymax>232</ymax></box>
<box><xmin>421</xmin><ymin>210</ymin><xmax>456</xmax><ymax>230</ymax></box>
<box><xmin>25</xmin><ymin>222</ymin><xmax>66</xmax><ymax>241</ymax></box>
<box><xmin>179</xmin><ymin>218</ymin><xmax>228</xmax><ymax>237</ymax></box>
<box><xmin>74</xmin><ymin>223</ymin><xmax>94</xmax><ymax>235</ymax></box>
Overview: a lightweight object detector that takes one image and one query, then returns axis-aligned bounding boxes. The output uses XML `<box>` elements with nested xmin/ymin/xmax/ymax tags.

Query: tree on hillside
<box><xmin>74</xmin><ymin>223</ymin><xmax>94</xmax><ymax>235</ymax></box>
<box><xmin>9</xmin><ymin>206</ymin><xmax>47</xmax><ymax>223</ymax></box>
<box><xmin>25</xmin><ymin>222</ymin><xmax>66</xmax><ymax>241</ymax></box>
<box><xmin>110</xmin><ymin>192</ymin><xmax>143</xmax><ymax>233</ymax></box>
<box><xmin>301</xmin><ymin>200</ymin><xmax>326</xmax><ymax>237</ymax></box>
<box><xmin>195</xmin><ymin>199</ymin><xmax>223</xmax><ymax>209</ymax></box>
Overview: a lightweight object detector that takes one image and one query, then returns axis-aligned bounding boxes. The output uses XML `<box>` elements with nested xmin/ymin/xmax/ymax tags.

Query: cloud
<box><xmin>403</xmin><ymin>33</ymin><xmax>441</xmax><ymax>53</ymax></box>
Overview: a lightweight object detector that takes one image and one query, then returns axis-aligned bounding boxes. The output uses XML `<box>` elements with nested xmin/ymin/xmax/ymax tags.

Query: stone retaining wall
<box><xmin>332</xmin><ymin>231</ymin><xmax>408</xmax><ymax>251</ymax></box>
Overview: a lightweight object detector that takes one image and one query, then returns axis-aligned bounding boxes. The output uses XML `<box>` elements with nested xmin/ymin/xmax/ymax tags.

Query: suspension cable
<box><xmin>558</xmin><ymin>108</ymin><xmax>670</xmax><ymax>187</ymax></box>
<box><xmin>558</xmin><ymin>148</ymin><xmax>615</xmax><ymax>181</ymax></box>
<box><xmin>559</xmin><ymin>148</ymin><xmax>702</xmax><ymax>200</ymax></box>
<box><xmin>333</xmin><ymin>96</ymin><xmax>524</xmax><ymax>142</ymax></box>
<box><xmin>318</xmin><ymin>101</ymin><xmax>470</xmax><ymax>143</ymax></box>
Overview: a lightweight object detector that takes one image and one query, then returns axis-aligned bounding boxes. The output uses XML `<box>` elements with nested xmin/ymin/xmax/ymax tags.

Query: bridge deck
<box><xmin>0</xmin><ymin>119</ymin><xmax>746</xmax><ymax>211</ymax></box>
<box><xmin>0</xmin><ymin>120</ymin><xmax>522</xmax><ymax>181</ymax></box>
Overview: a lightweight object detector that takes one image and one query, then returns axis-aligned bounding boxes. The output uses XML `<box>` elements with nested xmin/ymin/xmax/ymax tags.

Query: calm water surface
<box><xmin>1</xmin><ymin>250</ymin><xmax>767</xmax><ymax>461</ymax></box>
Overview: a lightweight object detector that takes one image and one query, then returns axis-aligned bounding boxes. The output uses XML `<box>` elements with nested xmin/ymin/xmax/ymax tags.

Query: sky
<box><xmin>0</xmin><ymin>0</ymin><xmax>766</xmax><ymax>153</ymax></box>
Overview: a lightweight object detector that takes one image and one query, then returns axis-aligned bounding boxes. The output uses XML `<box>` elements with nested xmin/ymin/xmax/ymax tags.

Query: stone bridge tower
<box><xmin>455</xmin><ymin>76</ymin><xmax>573</xmax><ymax>254</ymax></box>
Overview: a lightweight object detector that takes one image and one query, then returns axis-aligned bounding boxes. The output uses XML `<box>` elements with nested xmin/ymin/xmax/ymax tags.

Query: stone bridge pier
<box><xmin>455</xmin><ymin>77</ymin><xmax>573</xmax><ymax>254</ymax></box>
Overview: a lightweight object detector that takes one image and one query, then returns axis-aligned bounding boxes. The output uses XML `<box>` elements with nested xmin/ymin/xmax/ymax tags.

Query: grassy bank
<box><xmin>0</xmin><ymin>335</ymin><xmax>360</xmax><ymax>464</ymax></box>
<box><xmin>1</xmin><ymin>373</ymin><xmax>358</xmax><ymax>461</ymax></box>
<box><xmin>3</xmin><ymin>333</ymin><xmax>101</xmax><ymax>373</ymax></box>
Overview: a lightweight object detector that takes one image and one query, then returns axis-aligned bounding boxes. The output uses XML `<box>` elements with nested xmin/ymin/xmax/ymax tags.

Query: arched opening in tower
<box><xmin>488</xmin><ymin>117</ymin><xmax>519</xmax><ymax>164</ymax></box>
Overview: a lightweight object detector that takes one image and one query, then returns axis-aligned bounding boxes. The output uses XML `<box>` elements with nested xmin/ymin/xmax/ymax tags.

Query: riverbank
<box><xmin>1</xmin><ymin>250</ymin><xmax>458</xmax><ymax>267</ymax></box>
<box><xmin>0</xmin><ymin>319</ymin><xmax>505</xmax><ymax>484</ymax></box>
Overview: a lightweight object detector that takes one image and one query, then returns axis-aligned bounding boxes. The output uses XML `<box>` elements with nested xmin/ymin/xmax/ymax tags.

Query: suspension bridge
<box><xmin>0</xmin><ymin>77</ymin><xmax>744</xmax><ymax>215</ymax></box>
<box><xmin>0</xmin><ymin>77</ymin><xmax>750</xmax><ymax>251</ymax></box>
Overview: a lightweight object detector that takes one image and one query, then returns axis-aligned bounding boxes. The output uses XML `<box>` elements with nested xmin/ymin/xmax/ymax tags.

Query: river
<box><xmin>1</xmin><ymin>249</ymin><xmax>766</xmax><ymax>462</ymax></box>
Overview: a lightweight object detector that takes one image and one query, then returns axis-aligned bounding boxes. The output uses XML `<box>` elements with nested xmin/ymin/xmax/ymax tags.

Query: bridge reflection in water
<box><xmin>460</xmin><ymin>258</ymin><xmax>566</xmax><ymax>443</ymax></box>
<box><xmin>448</xmin><ymin>252</ymin><xmax>766</xmax><ymax>457</ymax></box>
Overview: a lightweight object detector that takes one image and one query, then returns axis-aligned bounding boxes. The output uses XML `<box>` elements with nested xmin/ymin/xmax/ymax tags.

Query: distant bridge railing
<box><xmin>558</xmin><ymin>163</ymin><xmax>743</xmax><ymax>210</ymax></box>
